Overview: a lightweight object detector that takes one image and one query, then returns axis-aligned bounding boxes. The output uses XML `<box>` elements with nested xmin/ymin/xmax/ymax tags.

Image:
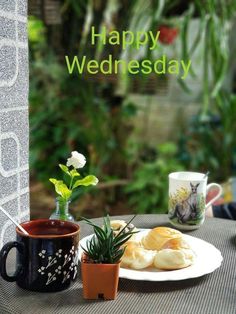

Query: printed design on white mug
<box><xmin>37</xmin><ymin>247</ymin><xmax>78</xmax><ymax>285</ymax></box>
<box><xmin>169</xmin><ymin>182</ymin><xmax>205</xmax><ymax>225</ymax></box>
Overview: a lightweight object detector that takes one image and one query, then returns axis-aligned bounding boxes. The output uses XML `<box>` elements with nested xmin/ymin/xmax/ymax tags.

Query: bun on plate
<box><xmin>161</xmin><ymin>237</ymin><xmax>190</xmax><ymax>250</ymax></box>
<box><xmin>121</xmin><ymin>242</ymin><xmax>155</xmax><ymax>270</ymax></box>
<box><xmin>110</xmin><ymin>220</ymin><xmax>137</xmax><ymax>237</ymax></box>
<box><xmin>153</xmin><ymin>248</ymin><xmax>195</xmax><ymax>270</ymax></box>
<box><xmin>110</xmin><ymin>220</ymin><xmax>127</xmax><ymax>231</ymax></box>
<box><xmin>142</xmin><ymin>227</ymin><xmax>182</xmax><ymax>251</ymax></box>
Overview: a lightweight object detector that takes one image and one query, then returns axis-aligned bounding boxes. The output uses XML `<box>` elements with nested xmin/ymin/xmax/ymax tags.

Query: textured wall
<box><xmin>0</xmin><ymin>0</ymin><xmax>29</xmax><ymax>247</ymax></box>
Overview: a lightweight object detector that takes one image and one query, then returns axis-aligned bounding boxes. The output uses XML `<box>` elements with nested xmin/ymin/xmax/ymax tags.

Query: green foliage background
<box><xmin>29</xmin><ymin>1</ymin><xmax>236</xmax><ymax>216</ymax></box>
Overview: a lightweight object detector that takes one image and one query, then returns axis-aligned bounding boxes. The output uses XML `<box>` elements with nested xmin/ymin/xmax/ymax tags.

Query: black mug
<box><xmin>0</xmin><ymin>219</ymin><xmax>80</xmax><ymax>292</ymax></box>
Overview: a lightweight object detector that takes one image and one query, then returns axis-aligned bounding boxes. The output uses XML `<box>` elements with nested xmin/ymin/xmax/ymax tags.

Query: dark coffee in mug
<box><xmin>0</xmin><ymin>219</ymin><xmax>80</xmax><ymax>292</ymax></box>
<box><xmin>26</xmin><ymin>226</ymin><xmax>75</xmax><ymax>236</ymax></box>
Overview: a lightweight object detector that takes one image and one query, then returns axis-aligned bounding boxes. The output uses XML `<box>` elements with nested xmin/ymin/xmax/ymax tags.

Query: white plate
<box><xmin>79</xmin><ymin>229</ymin><xmax>223</xmax><ymax>281</ymax></box>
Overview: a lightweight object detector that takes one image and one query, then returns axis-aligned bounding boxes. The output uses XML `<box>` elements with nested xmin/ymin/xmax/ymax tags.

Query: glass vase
<box><xmin>49</xmin><ymin>198</ymin><xmax>75</xmax><ymax>222</ymax></box>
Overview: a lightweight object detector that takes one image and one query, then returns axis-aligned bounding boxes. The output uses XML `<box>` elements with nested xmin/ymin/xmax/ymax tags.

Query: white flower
<box><xmin>66</xmin><ymin>151</ymin><xmax>86</xmax><ymax>169</ymax></box>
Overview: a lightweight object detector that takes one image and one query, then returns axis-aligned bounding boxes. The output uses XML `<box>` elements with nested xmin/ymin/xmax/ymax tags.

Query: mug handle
<box><xmin>0</xmin><ymin>241</ymin><xmax>24</xmax><ymax>282</ymax></box>
<box><xmin>205</xmin><ymin>183</ymin><xmax>223</xmax><ymax>210</ymax></box>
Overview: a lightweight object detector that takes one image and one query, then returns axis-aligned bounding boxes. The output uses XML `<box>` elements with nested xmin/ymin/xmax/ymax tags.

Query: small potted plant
<box><xmin>80</xmin><ymin>215</ymin><xmax>136</xmax><ymax>300</ymax></box>
<box><xmin>49</xmin><ymin>151</ymin><xmax>99</xmax><ymax>221</ymax></box>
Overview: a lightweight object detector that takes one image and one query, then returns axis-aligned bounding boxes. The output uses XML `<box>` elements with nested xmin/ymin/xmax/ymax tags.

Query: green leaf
<box><xmin>59</xmin><ymin>164</ymin><xmax>69</xmax><ymax>174</ymax></box>
<box><xmin>112</xmin><ymin>248</ymin><xmax>125</xmax><ymax>263</ymax></box>
<box><xmin>115</xmin><ymin>215</ymin><xmax>137</xmax><ymax>238</ymax></box>
<box><xmin>28</xmin><ymin>16</ymin><xmax>45</xmax><ymax>44</ymax></box>
<box><xmin>70</xmin><ymin>169</ymin><xmax>80</xmax><ymax>178</ymax></box>
<box><xmin>103</xmin><ymin>214</ymin><xmax>112</xmax><ymax>236</ymax></box>
<box><xmin>49</xmin><ymin>178</ymin><xmax>72</xmax><ymax>200</ymax></box>
<box><xmin>113</xmin><ymin>234</ymin><xmax>134</xmax><ymax>249</ymax></box>
<box><xmin>73</xmin><ymin>175</ymin><xmax>98</xmax><ymax>188</ymax></box>
<box><xmin>94</xmin><ymin>227</ymin><xmax>106</xmax><ymax>241</ymax></box>
<box><xmin>49</xmin><ymin>178</ymin><xmax>59</xmax><ymax>185</ymax></box>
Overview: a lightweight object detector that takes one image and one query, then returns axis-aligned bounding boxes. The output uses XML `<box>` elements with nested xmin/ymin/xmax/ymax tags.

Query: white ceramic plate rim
<box><xmin>79</xmin><ymin>229</ymin><xmax>223</xmax><ymax>281</ymax></box>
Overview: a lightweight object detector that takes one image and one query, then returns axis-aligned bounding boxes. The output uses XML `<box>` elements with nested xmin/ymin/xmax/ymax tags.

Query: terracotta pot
<box><xmin>81</xmin><ymin>256</ymin><xmax>120</xmax><ymax>300</ymax></box>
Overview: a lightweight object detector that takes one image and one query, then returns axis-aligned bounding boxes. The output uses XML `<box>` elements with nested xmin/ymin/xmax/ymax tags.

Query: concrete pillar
<box><xmin>0</xmin><ymin>0</ymin><xmax>29</xmax><ymax>247</ymax></box>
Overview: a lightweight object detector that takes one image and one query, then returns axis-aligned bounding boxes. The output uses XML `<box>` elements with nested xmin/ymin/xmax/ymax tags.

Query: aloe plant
<box><xmin>81</xmin><ymin>215</ymin><xmax>137</xmax><ymax>264</ymax></box>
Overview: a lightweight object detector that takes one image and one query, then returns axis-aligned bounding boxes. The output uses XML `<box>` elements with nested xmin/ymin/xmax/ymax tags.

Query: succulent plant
<box><xmin>81</xmin><ymin>215</ymin><xmax>137</xmax><ymax>264</ymax></box>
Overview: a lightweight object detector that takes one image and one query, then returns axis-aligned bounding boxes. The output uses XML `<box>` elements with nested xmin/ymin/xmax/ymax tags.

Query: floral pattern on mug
<box><xmin>38</xmin><ymin>250</ymin><xmax>46</xmax><ymax>258</ymax></box>
<box><xmin>37</xmin><ymin>247</ymin><xmax>78</xmax><ymax>286</ymax></box>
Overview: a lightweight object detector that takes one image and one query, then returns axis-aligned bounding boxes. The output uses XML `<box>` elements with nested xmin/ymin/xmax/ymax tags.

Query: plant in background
<box><xmin>29</xmin><ymin>1</ymin><xmax>236</xmax><ymax>218</ymax></box>
<box><xmin>125</xmin><ymin>143</ymin><xmax>184</xmax><ymax>214</ymax></box>
<box><xmin>121</xmin><ymin>0</ymin><xmax>236</xmax><ymax>110</ymax></box>
<box><xmin>49</xmin><ymin>151</ymin><xmax>98</xmax><ymax>221</ymax></box>
<box><xmin>178</xmin><ymin>92</ymin><xmax>236</xmax><ymax>182</ymax></box>
<box><xmin>28</xmin><ymin>16</ymin><xmax>45</xmax><ymax>44</ymax></box>
<box><xmin>29</xmin><ymin>12</ymin><xmax>136</xmax><ymax>185</ymax></box>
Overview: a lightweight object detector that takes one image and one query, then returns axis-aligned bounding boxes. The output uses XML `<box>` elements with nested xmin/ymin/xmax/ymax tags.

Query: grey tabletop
<box><xmin>0</xmin><ymin>214</ymin><xmax>235</xmax><ymax>314</ymax></box>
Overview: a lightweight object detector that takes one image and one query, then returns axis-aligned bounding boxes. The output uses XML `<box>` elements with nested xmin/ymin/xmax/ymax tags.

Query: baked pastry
<box><xmin>121</xmin><ymin>242</ymin><xmax>155</xmax><ymax>270</ymax></box>
<box><xmin>110</xmin><ymin>220</ymin><xmax>127</xmax><ymax>230</ymax></box>
<box><xmin>153</xmin><ymin>248</ymin><xmax>195</xmax><ymax>270</ymax></box>
<box><xmin>161</xmin><ymin>238</ymin><xmax>190</xmax><ymax>250</ymax></box>
<box><xmin>110</xmin><ymin>220</ymin><xmax>137</xmax><ymax>237</ymax></box>
<box><xmin>142</xmin><ymin>227</ymin><xmax>182</xmax><ymax>251</ymax></box>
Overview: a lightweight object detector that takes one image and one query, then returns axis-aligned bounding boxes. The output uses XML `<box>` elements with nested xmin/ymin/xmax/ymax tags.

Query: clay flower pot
<box><xmin>81</xmin><ymin>254</ymin><xmax>120</xmax><ymax>300</ymax></box>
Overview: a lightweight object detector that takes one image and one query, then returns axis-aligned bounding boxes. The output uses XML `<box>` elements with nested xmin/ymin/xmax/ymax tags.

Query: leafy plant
<box><xmin>178</xmin><ymin>92</ymin><xmax>236</xmax><ymax>182</ymax></box>
<box><xmin>28</xmin><ymin>16</ymin><xmax>45</xmax><ymax>44</ymax></box>
<box><xmin>81</xmin><ymin>215</ymin><xmax>137</xmax><ymax>264</ymax></box>
<box><xmin>121</xmin><ymin>0</ymin><xmax>236</xmax><ymax>110</ymax></box>
<box><xmin>29</xmin><ymin>13</ymin><xmax>136</xmax><ymax>187</ymax></box>
<box><xmin>50</xmin><ymin>151</ymin><xmax>98</xmax><ymax>215</ymax></box>
<box><xmin>125</xmin><ymin>143</ymin><xmax>184</xmax><ymax>214</ymax></box>
<box><xmin>29</xmin><ymin>1</ymin><xmax>236</xmax><ymax>217</ymax></box>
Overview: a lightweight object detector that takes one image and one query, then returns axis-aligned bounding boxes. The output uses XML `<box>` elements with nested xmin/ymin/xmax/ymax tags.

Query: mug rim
<box><xmin>169</xmin><ymin>171</ymin><xmax>206</xmax><ymax>181</ymax></box>
<box><xmin>16</xmin><ymin>219</ymin><xmax>80</xmax><ymax>239</ymax></box>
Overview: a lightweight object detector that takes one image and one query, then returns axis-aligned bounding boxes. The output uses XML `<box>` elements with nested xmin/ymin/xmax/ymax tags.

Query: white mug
<box><xmin>168</xmin><ymin>171</ymin><xmax>222</xmax><ymax>230</ymax></box>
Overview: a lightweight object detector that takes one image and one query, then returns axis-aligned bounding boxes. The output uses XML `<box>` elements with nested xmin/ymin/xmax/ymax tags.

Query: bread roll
<box><xmin>153</xmin><ymin>249</ymin><xmax>195</xmax><ymax>270</ymax></box>
<box><xmin>142</xmin><ymin>227</ymin><xmax>182</xmax><ymax>251</ymax></box>
<box><xmin>121</xmin><ymin>242</ymin><xmax>155</xmax><ymax>270</ymax></box>
<box><xmin>110</xmin><ymin>220</ymin><xmax>127</xmax><ymax>231</ymax></box>
<box><xmin>110</xmin><ymin>220</ymin><xmax>138</xmax><ymax>240</ymax></box>
<box><xmin>161</xmin><ymin>238</ymin><xmax>190</xmax><ymax>250</ymax></box>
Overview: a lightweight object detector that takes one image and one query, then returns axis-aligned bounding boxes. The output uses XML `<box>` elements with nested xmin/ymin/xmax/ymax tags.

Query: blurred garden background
<box><xmin>29</xmin><ymin>0</ymin><xmax>236</xmax><ymax>220</ymax></box>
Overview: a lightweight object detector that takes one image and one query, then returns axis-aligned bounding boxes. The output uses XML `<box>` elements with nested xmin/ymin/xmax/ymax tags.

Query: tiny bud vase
<box><xmin>50</xmin><ymin>198</ymin><xmax>74</xmax><ymax>222</ymax></box>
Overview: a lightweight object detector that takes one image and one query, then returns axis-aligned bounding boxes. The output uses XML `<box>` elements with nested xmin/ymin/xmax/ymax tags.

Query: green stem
<box><xmin>69</xmin><ymin>169</ymin><xmax>74</xmax><ymax>190</ymax></box>
<box><xmin>58</xmin><ymin>197</ymin><xmax>68</xmax><ymax>220</ymax></box>
<box><xmin>203</xmin><ymin>17</ymin><xmax>210</xmax><ymax>115</ymax></box>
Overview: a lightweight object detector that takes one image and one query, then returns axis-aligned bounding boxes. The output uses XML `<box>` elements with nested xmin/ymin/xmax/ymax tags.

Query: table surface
<box><xmin>0</xmin><ymin>214</ymin><xmax>235</xmax><ymax>314</ymax></box>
